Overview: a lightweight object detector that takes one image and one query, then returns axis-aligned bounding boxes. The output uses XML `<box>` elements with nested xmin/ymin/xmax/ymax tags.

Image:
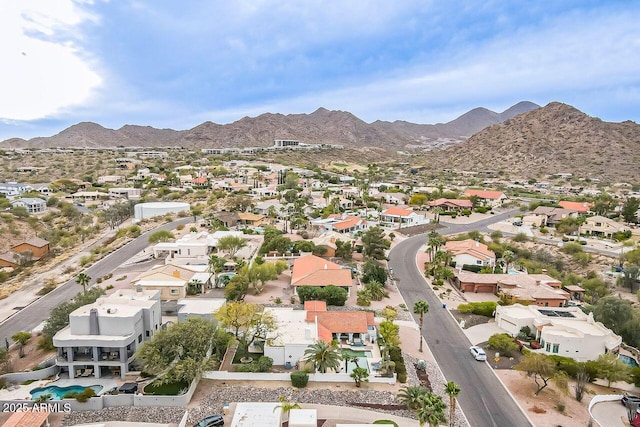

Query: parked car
<box><xmin>193</xmin><ymin>414</ymin><xmax>224</xmax><ymax>427</ymax></box>
<box><xmin>622</xmin><ymin>394</ymin><xmax>640</xmax><ymax>407</ymax></box>
<box><xmin>469</xmin><ymin>346</ymin><xmax>487</xmax><ymax>361</ymax></box>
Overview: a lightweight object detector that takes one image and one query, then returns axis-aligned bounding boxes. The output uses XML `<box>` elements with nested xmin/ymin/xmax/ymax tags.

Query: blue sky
<box><xmin>1</xmin><ymin>1</ymin><xmax>639</xmax><ymax>140</ymax></box>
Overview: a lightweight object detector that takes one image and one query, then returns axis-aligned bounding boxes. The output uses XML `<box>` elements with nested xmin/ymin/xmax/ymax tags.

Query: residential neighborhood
<box><xmin>0</xmin><ymin>149</ymin><xmax>638</xmax><ymax>427</ymax></box>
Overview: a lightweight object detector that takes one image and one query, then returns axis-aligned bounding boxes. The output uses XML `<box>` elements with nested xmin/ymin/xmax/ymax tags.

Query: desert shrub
<box><xmin>456</xmin><ymin>301</ymin><xmax>497</xmax><ymax>317</ymax></box>
<box><xmin>461</xmin><ymin>209</ymin><xmax>472</xmax><ymax>216</ymax></box>
<box><xmin>176</xmin><ymin>224</ymin><xmax>185</xmax><ymax>231</ymax></box>
<box><xmin>237</xmin><ymin>356</ymin><xmax>273</xmax><ymax>373</ymax></box>
<box><xmin>364</xmin><ymin>281</ymin><xmax>388</xmax><ymax>301</ymax></box>
<box><xmin>461</xmin><ymin>264</ymin><xmax>483</xmax><ymax>273</ymax></box>
<box><xmin>475</xmin><ymin>207</ymin><xmax>489</xmax><ymax>214</ymax></box>
<box><xmin>512</xmin><ymin>233</ymin><xmax>529</xmax><ymax>242</ymax></box>
<box><xmin>561</xmin><ymin>242</ymin><xmax>584</xmax><ymax>254</ymax></box>
<box><xmin>274</xmin><ymin>297</ymin><xmax>282</xmax><ymax>304</ymax></box>
<box><xmin>487</xmin><ymin>334</ymin><xmax>519</xmax><ymax>357</ymax></box>
<box><xmin>290</xmin><ymin>371</ymin><xmax>309</xmax><ymax>388</ymax></box>
<box><xmin>389</xmin><ymin>346</ymin><xmax>407</xmax><ymax>383</ymax></box>
<box><xmin>556</xmin><ymin>403</ymin><xmax>565</xmax><ymax>412</ymax></box>
<box><xmin>357</xmin><ymin>290</ymin><xmax>372</xmax><ymax>306</ymax></box>
<box><xmin>37</xmin><ymin>281</ymin><xmax>57</xmax><ymax>296</ymax></box>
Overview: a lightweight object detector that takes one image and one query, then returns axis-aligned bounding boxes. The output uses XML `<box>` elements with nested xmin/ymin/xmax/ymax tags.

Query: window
<box><xmin>170</xmin><ymin>289</ymin><xmax>179</xmax><ymax>295</ymax></box>
<box><xmin>476</xmin><ymin>260</ymin><xmax>482</xmax><ymax>265</ymax></box>
<box><xmin>546</xmin><ymin>343</ymin><xmax>551</xmax><ymax>352</ymax></box>
<box><xmin>138</xmin><ymin>334</ymin><xmax>142</xmax><ymax>343</ymax></box>
<box><xmin>146</xmin><ymin>331</ymin><xmax>150</xmax><ymax>337</ymax></box>
<box><xmin>541</xmin><ymin>339</ymin><xmax>545</xmax><ymax>348</ymax></box>
<box><xmin>552</xmin><ymin>344</ymin><xmax>559</xmax><ymax>354</ymax></box>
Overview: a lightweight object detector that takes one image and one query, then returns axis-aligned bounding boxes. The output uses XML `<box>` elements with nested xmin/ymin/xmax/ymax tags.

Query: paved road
<box><xmin>0</xmin><ymin>217</ymin><xmax>193</xmax><ymax>344</ymax></box>
<box><xmin>389</xmin><ymin>208</ymin><xmax>532</xmax><ymax>427</ymax></box>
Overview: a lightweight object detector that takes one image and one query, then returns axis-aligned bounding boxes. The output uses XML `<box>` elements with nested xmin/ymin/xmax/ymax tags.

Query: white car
<box><xmin>469</xmin><ymin>346</ymin><xmax>487</xmax><ymax>361</ymax></box>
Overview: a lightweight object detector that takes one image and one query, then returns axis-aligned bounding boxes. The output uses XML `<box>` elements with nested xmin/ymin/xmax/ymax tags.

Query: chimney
<box><xmin>173</xmin><ymin>269</ymin><xmax>181</xmax><ymax>278</ymax></box>
<box><xmin>475</xmin><ymin>241</ymin><xmax>479</xmax><ymax>247</ymax></box>
<box><xmin>324</xmin><ymin>264</ymin><xmax>327</xmax><ymax>270</ymax></box>
<box><xmin>136</xmin><ymin>283</ymin><xmax>143</xmax><ymax>293</ymax></box>
<box><xmin>89</xmin><ymin>308</ymin><xmax>100</xmax><ymax>335</ymax></box>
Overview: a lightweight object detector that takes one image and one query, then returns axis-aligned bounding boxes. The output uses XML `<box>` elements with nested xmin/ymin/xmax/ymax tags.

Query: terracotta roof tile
<box><xmin>464</xmin><ymin>189</ymin><xmax>506</xmax><ymax>200</ymax></box>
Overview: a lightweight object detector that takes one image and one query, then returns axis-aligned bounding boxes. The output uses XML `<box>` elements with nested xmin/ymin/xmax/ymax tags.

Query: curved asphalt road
<box><xmin>0</xmin><ymin>217</ymin><xmax>193</xmax><ymax>344</ymax></box>
<box><xmin>389</xmin><ymin>209</ymin><xmax>532</xmax><ymax>427</ymax></box>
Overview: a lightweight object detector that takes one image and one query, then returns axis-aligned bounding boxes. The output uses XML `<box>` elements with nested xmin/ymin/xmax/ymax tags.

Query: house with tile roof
<box><xmin>380</xmin><ymin>206</ymin><xmax>427</xmax><ymax>227</ymax></box>
<box><xmin>291</xmin><ymin>255</ymin><xmax>353</xmax><ymax>295</ymax></box>
<box><xmin>132</xmin><ymin>263</ymin><xmax>211</xmax><ymax>300</ymax></box>
<box><xmin>558</xmin><ymin>200</ymin><xmax>593</xmax><ymax>214</ymax></box>
<box><xmin>581</xmin><ymin>215</ymin><xmax>629</xmax><ymax>238</ymax></box>
<box><xmin>310</xmin><ymin>214</ymin><xmax>367</xmax><ymax>234</ymax></box>
<box><xmin>429</xmin><ymin>198</ymin><xmax>473</xmax><ymax>212</ymax></box>
<box><xmin>444</xmin><ymin>239</ymin><xmax>496</xmax><ymax>269</ymax></box>
<box><xmin>463</xmin><ymin>189</ymin><xmax>508</xmax><ymax>207</ymax></box>
<box><xmin>453</xmin><ymin>270</ymin><xmax>569</xmax><ymax>307</ymax></box>
<box><xmin>263</xmin><ymin>301</ymin><xmax>376</xmax><ymax>368</ymax></box>
<box><xmin>531</xmin><ymin>206</ymin><xmax>579</xmax><ymax>226</ymax></box>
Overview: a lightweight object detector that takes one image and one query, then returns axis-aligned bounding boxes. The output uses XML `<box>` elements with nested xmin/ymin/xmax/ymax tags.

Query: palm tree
<box><xmin>75</xmin><ymin>273</ymin><xmax>91</xmax><ymax>294</ymax></box>
<box><xmin>302</xmin><ymin>340</ymin><xmax>342</xmax><ymax>373</ymax></box>
<box><xmin>432</xmin><ymin>206</ymin><xmax>444</xmax><ymax>224</ymax></box>
<box><xmin>444</xmin><ymin>381</ymin><xmax>461</xmax><ymax>427</ymax></box>
<box><xmin>274</xmin><ymin>396</ymin><xmax>300</xmax><ymax>422</ymax></box>
<box><xmin>416</xmin><ymin>392</ymin><xmax>447</xmax><ymax>427</ymax></box>
<box><xmin>502</xmin><ymin>250</ymin><xmax>515</xmax><ymax>273</ymax></box>
<box><xmin>413</xmin><ymin>301</ymin><xmax>429</xmax><ymax>353</ymax></box>
<box><xmin>397</xmin><ymin>385</ymin><xmax>429</xmax><ymax>410</ymax></box>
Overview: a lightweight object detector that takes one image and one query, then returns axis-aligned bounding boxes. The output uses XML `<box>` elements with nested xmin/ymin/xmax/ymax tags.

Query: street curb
<box><xmin>413</xmin><ymin>242</ymin><xmax>536</xmax><ymax>427</ymax></box>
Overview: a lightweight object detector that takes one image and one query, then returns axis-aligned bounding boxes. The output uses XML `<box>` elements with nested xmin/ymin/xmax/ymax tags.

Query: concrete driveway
<box><xmin>591</xmin><ymin>400</ymin><xmax>630</xmax><ymax>427</ymax></box>
<box><xmin>463</xmin><ymin>321</ymin><xmax>506</xmax><ymax>345</ymax></box>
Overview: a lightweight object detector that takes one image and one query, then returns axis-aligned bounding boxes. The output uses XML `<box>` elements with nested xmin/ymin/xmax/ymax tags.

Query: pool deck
<box><xmin>0</xmin><ymin>376</ymin><xmax>118</xmax><ymax>401</ymax></box>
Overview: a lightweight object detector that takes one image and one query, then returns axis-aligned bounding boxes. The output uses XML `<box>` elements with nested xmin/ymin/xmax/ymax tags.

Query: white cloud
<box><xmin>0</xmin><ymin>1</ymin><xmax>102</xmax><ymax>121</ymax></box>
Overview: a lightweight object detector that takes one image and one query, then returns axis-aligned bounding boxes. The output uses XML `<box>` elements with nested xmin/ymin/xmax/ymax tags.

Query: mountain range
<box><xmin>0</xmin><ymin>102</ymin><xmax>540</xmax><ymax>150</ymax></box>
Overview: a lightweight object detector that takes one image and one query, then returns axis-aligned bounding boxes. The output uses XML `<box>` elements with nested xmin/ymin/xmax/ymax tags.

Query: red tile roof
<box><xmin>4</xmin><ymin>411</ymin><xmax>50</xmax><ymax>427</ymax></box>
<box><xmin>429</xmin><ymin>198</ymin><xmax>473</xmax><ymax>208</ymax></box>
<box><xmin>382</xmin><ymin>206</ymin><xmax>414</xmax><ymax>217</ymax></box>
<box><xmin>464</xmin><ymin>189</ymin><xmax>506</xmax><ymax>200</ymax></box>
<box><xmin>445</xmin><ymin>239</ymin><xmax>495</xmax><ymax>261</ymax></box>
<box><xmin>292</xmin><ymin>255</ymin><xmax>352</xmax><ymax>287</ymax></box>
<box><xmin>558</xmin><ymin>201</ymin><xmax>593</xmax><ymax>213</ymax></box>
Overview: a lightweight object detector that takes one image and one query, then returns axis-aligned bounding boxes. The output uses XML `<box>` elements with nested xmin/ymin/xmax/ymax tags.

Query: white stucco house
<box><xmin>152</xmin><ymin>230</ymin><xmax>245</xmax><ymax>264</ymax></box>
<box><xmin>11</xmin><ymin>197</ymin><xmax>46</xmax><ymax>214</ymax></box>
<box><xmin>444</xmin><ymin>239</ymin><xmax>496</xmax><ymax>268</ymax></box>
<box><xmin>53</xmin><ymin>289</ymin><xmax>162</xmax><ymax>379</ymax></box>
<box><xmin>495</xmin><ymin>304</ymin><xmax>621</xmax><ymax>362</ymax></box>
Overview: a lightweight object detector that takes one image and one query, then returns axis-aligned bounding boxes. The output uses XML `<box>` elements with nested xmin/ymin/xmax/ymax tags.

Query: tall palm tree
<box><xmin>444</xmin><ymin>381</ymin><xmax>461</xmax><ymax>427</ymax></box>
<box><xmin>274</xmin><ymin>396</ymin><xmax>300</xmax><ymax>422</ymax></box>
<box><xmin>413</xmin><ymin>301</ymin><xmax>429</xmax><ymax>353</ymax></box>
<box><xmin>75</xmin><ymin>273</ymin><xmax>91</xmax><ymax>294</ymax></box>
<box><xmin>432</xmin><ymin>206</ymin><xmax>444</xmax><ymax>224</ymax></box>
<box><xmin>416</xmin><ymin>392</ymin><xmax>447</xmax><ymax>427</ymax></box>
<box><xmin>302</xmin><ymin>340</ymin><xmax>342</xmax><ymax>373</ymax></box>
<box><xmin>502</xmin><ymin>250</ymin><xmax>515</xmax><ymax>273</ymax></box>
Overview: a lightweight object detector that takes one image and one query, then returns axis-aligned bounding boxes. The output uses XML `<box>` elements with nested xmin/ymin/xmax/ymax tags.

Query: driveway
<box><xmin>591</xmin><ymin>400</ymin><xmax>629</xmax><ymax>427</ymax></box>
<box><xmin>464</xmin><ymin>321</ymin><xmax>505</xmax><ymax>346</ymax></box>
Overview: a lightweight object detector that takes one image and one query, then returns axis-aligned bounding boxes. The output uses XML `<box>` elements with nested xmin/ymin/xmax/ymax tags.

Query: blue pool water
<box><xmin>342</xmin><ymin>350</ymin><xmax>373</xmax><ymax>373</ymax></box>
<box><xmin>508</xmin><ymin>269</ymin><xmax>520</xmax><ymax>274</ymax></box>
<box><xmin>30</xmin><ymin>385</ymin><xmax>103</xmax><ymax>401</ymax></box>
<box><xmin>619</xmin><ymin>354</ymin><xmax>639</xmax><ymax>368</ymax></box>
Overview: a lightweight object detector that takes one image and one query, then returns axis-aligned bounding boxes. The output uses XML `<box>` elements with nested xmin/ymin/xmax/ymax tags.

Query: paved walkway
<box><xmin>463</xmin><ymin>321</ymin><xmax>505</xmax><ymax>345</ymax></box>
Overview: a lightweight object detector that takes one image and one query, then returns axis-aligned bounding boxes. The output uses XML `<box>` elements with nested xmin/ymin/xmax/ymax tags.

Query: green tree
<box><xmin>487</xmin><ymin>333</ymin><xmax>520</xmax><ymax>357</ymax></box>
<box><xmin>592</xmin><ymin>193</ymin><xmax>616</xmax><ymax>216</ymax></box>
<box><xmin>515</xmin><ymin>353</ymin><xmax>557</xmax><ymax>395</ymax></box>
<box><xmin>362</xmin><ymin>258</ymin><xmax>387</xmax><ymax>284</ymax></box>
<box><xmin>214</xmin><ymin>302</ymin><xmax>276</xmax><ymax>356</ymax></box>
<box><xmin>334</xmin><ymin>239</ymin><xmax>353</xmax><ymax>260</ymax></box>
<box><xmin>208</xmin><ymin>254</ymin><xmax>226</xmax><ymax>274</ymax></box>
<box><xmin>136</xmin><ymin>318</ymin><xmax>227</xmax><ymax>384</ymax></box>
<box><xmin>444</xmin><ymin>381</ymin><xmax>461</xmax><ymax>427</ymax></box>
<box><xmin>11</xmin><ymin>331</ymin><xmax>31</xmax><ymax>358</ymax></box>
<box><xmin>190</xmin><ymin>204</ymin><xmax>203</xmax><ymax>222</ymax></box>
<box><xmin>302</xmin><ymin>340</ymin><xmax>342</xmax><ymax>373</ymax></box>
<box><xmin>409</xmin><ymin>194</ymin><xmax>428</xmax><ymax>206</ymax></box>
<box><xmin>148</xmin><ymin>229</ymin><xmax>175</xmax><ymax>244</ymax></box>
<box><xmin>362</xmin><ymin>226</ymin><xmax>390</xmax><ymax>260</ymax></box>
<box><xmin>413</xmin><ymin>301</ymin><xmax>429</xmax><ymax>353</ymax></box>
<box><xmin>274</xmin><ymin>396</ymin><xmax>301</xmax><ymax>422</ymax></box>
<box><xmin>501</xmin><ymin>250</ymin><xmax>515</xmax><ymax>273</ymax></box>
<box><xmin>621</xmin><ymin>197</ymin><xmax>640</xmax><ymax>223</ymax></box>
<box><xmin>75</xmin><ymin>273</ymin><xmax>91</xmax><ymax>295</ymax></box>
<box><xmin>350</xmin><ymin>367</ymin><xmax>369</xmax><ymax>387</ymax></box>
<box><xmin>224</xmin><ymin>273</ymin><xmax>250</xmax><ymax>301</ymax></box>
<box><xmin>592</xmin><ymin>296</ymin><xmax>634</xmax><ymax>333</ymax></box>
<box><xmin>217</xmin><ymin>235</ymin><xmax>247</xmax><ymax>258</ymax></box>
<box><xmin>416</xmin><ymin>392</ymin><xmax>447</xmax><ymax>427</ymax></box>
<box><xmin>426</xmin><ymin>232</ymin><xmax>446</xmax><ymax>262</ymax></box>
<box><xmin>397</xmin><ymin>385</ymin><xmax>429</xmax><ymax>410</ymax></box>
<box><xmin>595</xmin><ymin>353</ymin><xmax>630</xmax><ymax>387</ymax></box>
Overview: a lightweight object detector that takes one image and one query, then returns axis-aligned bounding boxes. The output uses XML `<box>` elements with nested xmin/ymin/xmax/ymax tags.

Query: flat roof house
<box><xmin>132</xmin><ymin>263</ymin><xmax>211</xmax><ymax>300</ymax></box>
<box><xmin>495</xmin><ymin>304</ymin><xmax>621</xmax><ymax>361</ymax></box>
<box><xmin>53</xmin><ymin>288</ymin><xmax>161</xmax><ymax>379</ymax></box>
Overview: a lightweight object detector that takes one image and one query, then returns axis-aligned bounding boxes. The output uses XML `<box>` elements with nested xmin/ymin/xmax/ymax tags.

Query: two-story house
<box><xmin>53</xmin><ymin>288</ymin><xmax>162</xmax><ymax>379</ymax></box>
<box><xmin>581</xmin><ymin>215</ymin><xmax>629</xmax><ymax>238</ymax></box>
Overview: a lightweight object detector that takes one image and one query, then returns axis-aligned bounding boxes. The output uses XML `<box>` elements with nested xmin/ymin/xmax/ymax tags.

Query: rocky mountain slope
<box><xmin>1</xmin><ymin>102</ymin><xmax>539</xmax><ymax>150</ymax></box>
<box><xmin>430</xmin><ymin>102</ymin><xmax>640</xmax><ymax>182</ymax></box>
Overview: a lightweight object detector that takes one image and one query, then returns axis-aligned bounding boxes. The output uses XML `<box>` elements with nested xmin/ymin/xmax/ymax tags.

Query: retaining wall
<box><xmin>203</xmin><ymin>370</ymin><xmax>396</xmax><ymax>384</ymax></box>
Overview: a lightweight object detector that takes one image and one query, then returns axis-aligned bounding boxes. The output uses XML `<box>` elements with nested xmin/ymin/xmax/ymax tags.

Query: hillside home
<box><xmin>311</xmin><ymin>232</ymin><xmax>355</xmax><ymax>258</ymax></box>
<box><xmin>53</xmin><ymin>288</ymin><xmax>162</xmax><ymax>379</ymax></box>
<box><xmin>263</xmin><ymin>301</ymin><xmax>376</xmax><ymax>368</ymax></box>
<box><xmin>251</xmin><ymin>186</ymin><xmax>279</xmax><ymax>197</ymax></box>
<box><xmin>216</xmin><ymin>212</ymin><xmax>268</xmax><ymax>228</ymax></box>
<box><xmin>0</xmin><ymin>182</ymin><xmax>32</xmax><ymax>198</ymax></box>
<box><xmin>97</xmin><ymin>175</ymin><xmax>125</xmax><ymax>184</ymax></box>
<box><xmin>453</xmin><ymin>271</ymin><xmax>569</xmax><ymax>307</ymax></box>
<box><xmin>444</xmin><ymin>239</ymin><xmax>496</xmax><ymax>268</ymax></box>
<box><xmin>10</xmin><ymin>197</ymin><xmax>46</xmax><ymax>214</ymax></box>
<box><xmin>429</xmin><ymin>198</ymin><xmax>473</xmax><ymax>212</ymax></box>
<box><xmin>581</xmin><ymin>215</ymin><xmax>629</xmax><ymax>238</ymax></box>
<box><xmin>495</xmin><ymin>304</ymin><xmax>621</xmax><ymax>362</ymax></box>
<box><xmin>29</xmin><ymin>183</ymin><xmax>54</xmax><ymax>196</ymax></box>
<box><xmin>310</xmin><ymin>214</ymin><xmax>367</xmax><ymax>234</ymax></box>
<box><xmin>291</xmin><ymin>255</ymin><xmax>353</xmax><ymax>296</ymax></box>
<box><xmin>531</xmin><ymin>206</ymin><xmax>579</xmax><ymax>226</ymax></box>
<box><xmin>558</xmin><ymin>201</ymin><xmax>593</xmax><ymax>214</ymax></box>
<box><xmin>176</xmin><ymin>298</ymin><xmax>225</xmax><ymax>323</ymax></box>
<box><xmin>380</xmin><ymin>207</ymin><xmax>427</xmax><ymax>227</ymax></box>
<box><xmin>132</xmin><ymin>263</ymin><xmax>211</xmax><ymax>300</ymax></box>
<box><xmin>108</xmin><ymin>187</ymin><xmax>141</xmax><ymax>200</ymax></box>
<box><xmin>11</xmin><ymin>237</ymin><xmax>50</xmax><ymax>260</ymax></box>
<box><xmin>463</xmin><ymin>189</ymin><xmax>508</xmax><ymax>207</ymax></box>
<box><xmin>152</xmin><ymin>230</ymin><xmax>245</xmax><ymax>263</ymax></box>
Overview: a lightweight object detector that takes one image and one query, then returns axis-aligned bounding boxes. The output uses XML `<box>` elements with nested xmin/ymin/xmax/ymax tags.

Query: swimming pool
<box><xmin>30</xmin><ymin>385</ymin><xmax>103</xmax><ymax>401</ymax></box>
<box><xmin>341</xmin><ymin>350</ymin><xmax>373</xmax><ymax>373</ymax></box>
<box><xmin>619</xmin><ymin>354</ymin><xmax>639</xmax><ymax>368</ymax></box>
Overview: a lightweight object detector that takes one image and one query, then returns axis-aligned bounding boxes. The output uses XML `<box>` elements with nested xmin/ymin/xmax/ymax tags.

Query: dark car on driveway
<box><xmin>622</xmin><ymin>394</ymin><xmax>640</xmax><ymax>407</ymax></box>
<box><xmin>193</xmin><ymin>414</ymin><xmax>224</xmax><ymax>427</ymax></box>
